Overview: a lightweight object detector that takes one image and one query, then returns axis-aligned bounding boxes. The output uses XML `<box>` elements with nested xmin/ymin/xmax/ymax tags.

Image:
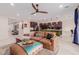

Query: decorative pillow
<box><xmin>33</xmin><ymin>37</ymin><xmax>42</xmax><ymax>41</ymax></box>
<box><xmin>16</xmin><ymin>38</ymin><xmax>22</xmax><ymax>43</ymax></box>
<box><xmin>46</xmin><ymin>33</ymin><xmax>53</xmax><ymax>40</ymax></box>
<box><xmin>35</xmin><ymin>33</ymin><xmax>41</xmax><ymax>37</ymax></box>
<box><xmin>23</xmin><ymin>34</ymin><xmax>29</xmax><ymax>36</ymax></box>
<box><xmin>33</xmin><ymin>32</ymin><xmax>37</xmax><ymax>36</ymax></box>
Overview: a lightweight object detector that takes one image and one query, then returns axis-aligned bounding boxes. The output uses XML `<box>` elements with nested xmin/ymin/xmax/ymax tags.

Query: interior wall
<box><xmin>58</xmin><ymin>13</ymin><xmax>75</xmax><ymax>42</ymax></box>
<box><xmin>23</xmin><ymin>20</ymin><xmax>30</xmax><ymax>34</ymax></box>
<box><xmin>0</xmin><ymin>16</ymin><xmax>14</xmax><ymax>47</ymax></box>
<box><xmin>0</xmin><ymin>16</ymin><xmax>8</xmax><ymax>40</ymax></box>
<box><xmin>9</xmin><ymin>20</ymin><xmax>31</xmax><ymax>40</ymax></box>
<box><xmin>61</xmin><ymin>13</ymin><xmax>75</xmax><ymax>38</ymax></box>
<box><xmin>62</xmin><ymin>14</ymin><xmax>75</xmax><ymax>32</ymax></box>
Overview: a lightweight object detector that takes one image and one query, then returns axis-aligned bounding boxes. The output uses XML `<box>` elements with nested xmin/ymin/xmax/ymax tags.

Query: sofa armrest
<box><xmin>10</xmin><ymin>44</ymin><xmax>27</xmax><ymax>55</ymax></box>
<box><xmin>40</xmin><ymin>38</ymin><xmax>52</xmax><ymax>45</ymax></box>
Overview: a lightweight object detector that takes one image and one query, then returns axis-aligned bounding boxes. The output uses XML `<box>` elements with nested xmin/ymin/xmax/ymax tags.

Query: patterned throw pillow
<box><xmin>46</xmin><ymin>33</ymin><xmax>53</xmax><ymax>40</ymax></box>
<box><xmin>16</xmin><ymin>38</ymin><xmax>22</xmax><ymax>43</ymax></box>
<box><xmin>35</xmin><ymin>34</ymin><xmax>41</xmax><ymax>37</ymax></box>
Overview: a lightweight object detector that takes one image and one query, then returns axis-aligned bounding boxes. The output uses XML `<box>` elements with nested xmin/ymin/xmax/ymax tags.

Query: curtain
<box><xmin>73</xmin><ymin>8</ymin><xmax>79</xmax><ymax>44</ymax></box>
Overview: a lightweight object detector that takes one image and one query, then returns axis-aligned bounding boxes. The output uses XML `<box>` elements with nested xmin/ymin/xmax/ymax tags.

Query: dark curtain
<box><xmin>73</xmin><ymin>8</ymin><xmax>79</xmax><ymax>44</ymax></box>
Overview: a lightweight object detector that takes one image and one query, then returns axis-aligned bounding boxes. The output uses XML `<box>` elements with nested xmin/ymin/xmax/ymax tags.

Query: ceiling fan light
<box><xmin>17</xmin><ymin>13</ymin><xmax>20</xmax><ymax>17</ymax></box>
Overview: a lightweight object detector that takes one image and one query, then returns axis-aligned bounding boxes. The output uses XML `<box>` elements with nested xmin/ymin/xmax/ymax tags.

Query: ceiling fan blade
<box><xmin>38</xmin><ymin>11</ymin><xmax>48</xmax><ymax>14</ymax></box>
<box><xmin>31</xmin><ymin>12</ymin><xmax>36</xmax><ymax>15</ymax></box>
<box><xmin>32</xmin><ymin>3</ymin><xmax>37</xmax><ymax>10</ymax></box>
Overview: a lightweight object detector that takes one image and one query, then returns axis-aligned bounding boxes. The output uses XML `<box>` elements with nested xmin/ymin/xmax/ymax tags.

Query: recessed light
<box><xmin>59</xmin><ymin>5</ymin><xmax>63</xmax><ymax>8</ymax></box>
<box><xmin>10</xmin><ymin>3</ymin><xmax>14</xmax><ymax>6</ymax></box>
<box><xmin>17</xmin><ymin>13</ymin><xmax>20</xmax><ymax>17</ymax></box>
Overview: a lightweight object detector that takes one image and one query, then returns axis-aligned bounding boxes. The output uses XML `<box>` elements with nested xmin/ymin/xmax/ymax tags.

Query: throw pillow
<box><xmin>46</xmin><ymin>33</ymin><xmax>53</xmax><ymax>40</ymax></box>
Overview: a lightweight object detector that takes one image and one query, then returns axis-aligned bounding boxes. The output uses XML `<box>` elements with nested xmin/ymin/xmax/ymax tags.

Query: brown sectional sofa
<box><xmin>10</xmin><ymin>31</ymin><xmax>58</xmax><ymax>55</ymax></box>
<box><xmin>31</xmin><ymin>31</ymin><xmax>57</xmax><ymax>51</ymax></box>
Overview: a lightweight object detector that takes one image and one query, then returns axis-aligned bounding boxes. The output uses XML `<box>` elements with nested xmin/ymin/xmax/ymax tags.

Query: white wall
<box><xmin>23</xmin><ymin>20</ymin><xmax>30</xmax><ymax>34</ymax></box>
<box><xmin>61</xmin><ymin>13</ymin><xmax>75</xmax><ymax>38</ymax></box>
<box><xmin>9</xmin><ymin>20</ymin><xmax>31</xmax><ymax>40</ymax></box>
<box><xmin>0</xmin><ymin>16</ymin><xmax>16</xmax><ymax>47</ymax></box>
<box><xmin>0</xmin><ymin>17</ymin><xmax>8</xmax><ymax>40</ymax></box>
<box><xmin>0</xmin><ymin>17</ymin><xmax>8</xmax><ymax>47</ymax></box>
<box><xmin>62</xmin><ymin>14</ymin><xmax>75</xmax><ymax>32</ymax></box>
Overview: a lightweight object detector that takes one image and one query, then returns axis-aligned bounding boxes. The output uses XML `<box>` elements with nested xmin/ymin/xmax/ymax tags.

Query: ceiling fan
<box><xmin>31</xmin><ymin>3</ymin><xmax>48</xmax><ymax>15</ymax></box>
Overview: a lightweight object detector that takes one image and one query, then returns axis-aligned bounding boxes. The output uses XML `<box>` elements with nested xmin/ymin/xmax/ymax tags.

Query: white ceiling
<box><xmin>0</xmin><ymin>3</ymin><xmax>78</xmax><ymax>20</ymax></box>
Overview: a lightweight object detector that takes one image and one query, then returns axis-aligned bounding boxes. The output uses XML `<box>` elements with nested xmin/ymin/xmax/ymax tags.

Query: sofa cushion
<box><xmin>32</xmin><ymin>37</ymin><xmax>42</xmax><ymax>41</ymax></box>
<box><xmin>24</xmin><ymin>42</ymin><xmax>43</xmax><ymax>55</ymax></box>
